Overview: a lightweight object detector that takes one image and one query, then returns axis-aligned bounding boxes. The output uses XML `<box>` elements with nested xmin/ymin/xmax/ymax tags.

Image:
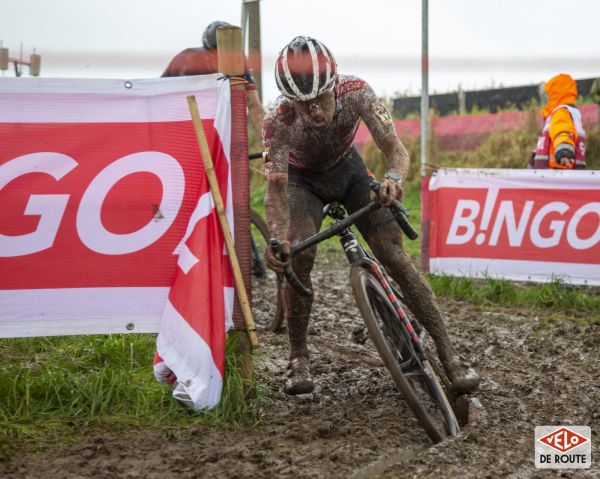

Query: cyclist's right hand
<box><xmin>265</xmin><ymin>239</ymin><xmax>291</xmax><ymax>273</ymax></box>
<box><xmin>370</xmin><ymin>177</ymin><xmax>403</xmax><ymax>207</ymax></box>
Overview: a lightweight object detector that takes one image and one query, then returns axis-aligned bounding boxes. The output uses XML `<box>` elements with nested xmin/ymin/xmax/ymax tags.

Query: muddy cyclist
<box><xmin>262</xmin><ymin>36</ymin><xmax>480</xmax><ymax>396</ymax></box>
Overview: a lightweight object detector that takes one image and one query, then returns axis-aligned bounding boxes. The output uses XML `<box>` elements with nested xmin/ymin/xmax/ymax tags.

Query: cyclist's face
<box><xmin>294</xmin><ymin>90</ymin><xmax>335</xmax><ymax>129</ymax></box>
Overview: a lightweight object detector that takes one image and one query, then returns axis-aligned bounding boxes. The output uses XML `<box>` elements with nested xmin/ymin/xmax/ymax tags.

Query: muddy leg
<box><xmin>284</xmin><ymin>185</ymin><xmax>324</xmax><ymax>394</ymax></box>
<box><xmin>341</xmin><ymin>152</ymin><xmax>479</xmax><ymax>393</ymax></box>
<box><xmin>365</xmin><ymin>231</ymin><xmax>456</xmax><ymax>352</ymax></box>
<box><xmin>362</xmin><ymin>227</ymin><xmax>480</xmax><ymax>394</ymax></box>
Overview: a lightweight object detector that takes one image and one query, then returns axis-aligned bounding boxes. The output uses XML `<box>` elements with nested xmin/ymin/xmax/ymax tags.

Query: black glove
<box><xmin>554</xmin><ymin>147</ymin><xmax>575</xmax><ymax>162</ymax></box>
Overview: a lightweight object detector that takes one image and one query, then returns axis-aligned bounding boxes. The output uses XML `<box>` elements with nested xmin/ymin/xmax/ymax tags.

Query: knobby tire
<box><xmin>350</xmin><ymin>266</ymin><xmax>459</xmax><ymax>443</ymax></box>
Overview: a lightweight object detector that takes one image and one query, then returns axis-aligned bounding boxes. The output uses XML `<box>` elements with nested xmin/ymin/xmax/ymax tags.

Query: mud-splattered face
<box><xmin>294</xmin><ymin>90</ymin><xmax>336</xmax><ymax>129</ymax></box>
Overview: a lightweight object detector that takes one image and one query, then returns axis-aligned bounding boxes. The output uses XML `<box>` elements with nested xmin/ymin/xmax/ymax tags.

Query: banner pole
<box><xmin>187</xmin><ymin>95</ymin><xmax>258</xmax><ymax>350</ymax></box>
<box><xmin>420</xmin><ymin>0</ymin><xmax>431</xmax><ymax>273</ymax></box>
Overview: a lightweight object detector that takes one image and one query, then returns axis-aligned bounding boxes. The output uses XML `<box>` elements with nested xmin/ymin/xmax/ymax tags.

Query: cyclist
<box><xmin>162</xmin><ymin>20</ymin><xmax>265</xmax><ymax>135</ymax></box>
<box><xmin>263</xmin><ymin>36</ymin><xmax>480</xmax><ymax>396</ymax></box>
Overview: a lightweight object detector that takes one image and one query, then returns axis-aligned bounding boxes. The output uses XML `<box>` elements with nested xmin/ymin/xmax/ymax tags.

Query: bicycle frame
<box><xmin>290</xmin><ymin>203</ymin><xmax>428</xmax><ymax>365</ymax></box>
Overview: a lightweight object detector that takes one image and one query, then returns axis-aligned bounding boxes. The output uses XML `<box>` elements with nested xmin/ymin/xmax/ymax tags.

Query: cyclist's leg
<box><xmin>343</xmin><ymin>157</ymin><xmax>480</xmax><ymax>394</ymax></box>
<box><xmin>284</xmin><ymin>182</ymin><xmax>325</xmax><ymax>394</ymax></box>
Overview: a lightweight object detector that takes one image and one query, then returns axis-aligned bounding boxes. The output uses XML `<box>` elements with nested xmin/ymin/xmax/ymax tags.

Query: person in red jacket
<box><xmin>162</xmin><ymin>20</ymin><xmax>265</xmax><ymax>135</ymax></box>
<box><xmin>531</xmin><ymin>73</ymin><xmax>586</xmax><ymax>169</ymax></box>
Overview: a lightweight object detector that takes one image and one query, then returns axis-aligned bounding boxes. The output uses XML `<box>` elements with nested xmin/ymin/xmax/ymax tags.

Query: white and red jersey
<box><xmin>263</xmin><ymin>75</ymin><xmax>396</xmax><ymax>174</ymax></box>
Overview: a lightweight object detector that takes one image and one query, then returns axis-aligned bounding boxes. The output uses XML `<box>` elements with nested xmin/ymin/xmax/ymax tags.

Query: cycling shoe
<box><xmin>284</xmin><ymin>357</ymin><xmax>314</xmax><ymax>395</ymax></box>
<box><xmin>444</xmin><ymin>356</ymin><xmax>481</xmax><ymax>395</ymax></box>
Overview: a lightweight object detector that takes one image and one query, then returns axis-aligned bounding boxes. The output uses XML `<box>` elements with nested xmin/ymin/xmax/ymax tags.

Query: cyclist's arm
<box><xmin>262</xmin><ymin>114</ymin><xmax>290</xmax><ymax>241</ymax></box>
<box><xmin>549</xmin><ymin>107</ymin><xmax>576</xmax><ymax>165</ymax></box>
<box><xmin>359</xmin><ymin>84</ymin><xmax>410</xmax><ymax>183</ymax></box>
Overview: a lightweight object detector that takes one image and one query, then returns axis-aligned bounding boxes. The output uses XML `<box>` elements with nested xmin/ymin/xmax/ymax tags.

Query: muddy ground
<box><xmin>2</xmin><ymin>254</ymin><xmax>599</xmax><ymax>478</ymax></box>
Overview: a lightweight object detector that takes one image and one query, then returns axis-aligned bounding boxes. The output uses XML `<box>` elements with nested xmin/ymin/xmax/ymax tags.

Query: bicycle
<box><xmin>272</xmin><ymin>181</ymin><xmax>459</xmax><ymax>443</ymax></box>
<box><xmin>248</xmin><ymin>152</ymin><xmax>284</xmax><ymax>332</ymax></box>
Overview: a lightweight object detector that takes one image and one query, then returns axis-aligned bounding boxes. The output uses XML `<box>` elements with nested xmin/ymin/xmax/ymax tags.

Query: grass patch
<box><xmin>429</xmin><ymin>274</ymin><xmax>600</xmax><ymax>319</ymax></box>
<box><xmin>0</xmin><ymin>331</ymin><xmax>260</xmax><ymax>455</ymax></box>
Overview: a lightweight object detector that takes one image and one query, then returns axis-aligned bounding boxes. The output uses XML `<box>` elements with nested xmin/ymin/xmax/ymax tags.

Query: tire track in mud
<box><xmin>349</xmin><ymin>444</ymin><xmax>425</xmax><ymax>479</ymax></box>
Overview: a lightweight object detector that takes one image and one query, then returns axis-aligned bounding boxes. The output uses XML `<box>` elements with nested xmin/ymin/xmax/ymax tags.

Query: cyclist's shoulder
<box><xmin>265</xmin><ymin>96</ymin><xmax>298</xmax><ymax>129</ymax></box>
<box><xmin>170</xmin><ymin>47</ymin><xmax>211</xmax><ymax>61</ymax></box>
<box><xmin>335</xmin><ymin>74</ymin><xmax>374</xmax><ymax>99</ymax></box>
<box><xmin>162</xmin><ymin>47</ymin><xmax>217</xmax><ymax>77</ymax></box>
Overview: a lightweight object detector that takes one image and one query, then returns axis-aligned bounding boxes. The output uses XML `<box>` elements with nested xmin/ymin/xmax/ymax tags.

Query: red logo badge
<box><xmin>539</xmin><ymin>427</ymin><xmax>588</xmax><ymax>453</ymax></box>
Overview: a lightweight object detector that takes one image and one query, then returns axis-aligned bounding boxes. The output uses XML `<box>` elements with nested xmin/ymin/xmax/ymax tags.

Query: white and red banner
<box><xmin>0</xmin><ymin>74</ymin><xmax>235</xmax><ymax>408</ymax></box>
<box><xmin>428</xmin><ymin>169</ymin><xmax>600</xmax><ymax>285</ymax></box>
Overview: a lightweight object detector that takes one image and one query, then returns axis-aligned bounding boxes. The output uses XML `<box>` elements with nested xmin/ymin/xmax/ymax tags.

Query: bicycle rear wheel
<box><xmin>250</xmin><ymin>210</ymin><xmax>285</xmax><ymax>332</ymax></box>
<box><xmin>350</xmin><ymin>266</ymin><xmax>459</xmax><ymax>443</ymax></box>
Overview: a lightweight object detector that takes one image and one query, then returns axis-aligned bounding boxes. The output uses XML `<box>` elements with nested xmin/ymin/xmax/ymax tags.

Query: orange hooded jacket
<box><xmin>540</xmin><ymin>74</ymin><xmax>578</xmax><ymax>157</ymax></box>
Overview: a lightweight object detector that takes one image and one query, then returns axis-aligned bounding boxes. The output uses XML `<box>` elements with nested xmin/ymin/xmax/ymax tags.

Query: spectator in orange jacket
<box><xmin>530</xmin><ymin>73</ymin><xmax>586</xmax><ymax>169</ymax></box>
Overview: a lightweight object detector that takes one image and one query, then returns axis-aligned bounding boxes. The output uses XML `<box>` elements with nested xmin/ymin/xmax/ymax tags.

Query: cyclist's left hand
<box><xmin>370</xmin><ymin>178</ymin><xmax>403</xmax><ymax>207</ymax></box>
<box><xmin>265</xmin><ymin>239</ymin><xmax>291</xmax><ymax>273</ymax></box>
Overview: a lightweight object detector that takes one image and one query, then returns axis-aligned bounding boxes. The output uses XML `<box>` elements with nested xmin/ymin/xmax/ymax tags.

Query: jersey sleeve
<box><xmin>549</xmin><ymin>107</ymin><xmax>576</xmax><ymax>149</ymax></box>
<box><xmin>262</xmin><ymin>107</ymin><xmax>290</xmax><ymax>176</ymax></box>
<box><xmin>161</xmin><ymin>52</ymin><xmax>187</xmax><ymax>77</ymax></box>
<box><xmin>356</xmin><ymin>82</ymin><xmax>396</xmax><ymax>142</ymax></box>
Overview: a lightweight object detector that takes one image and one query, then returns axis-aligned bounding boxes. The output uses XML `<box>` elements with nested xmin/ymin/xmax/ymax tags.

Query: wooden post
<box><xmin>245</xmin><ymin>0</ymin><xmax>262</xmax><ymax>102</ymax></box>
<box><xmin>217</xmin><ymin>26</ymin><xmax>245</xmax><ymax>76</ymax></box>
<box><xmin>458</xmin><ymin>85</ymin><xmax>466</xmax><ymax>115</ymax></box>
<box><xmin>216</xmin><ymin>26</ymin><xmax>255</xmax><ymax>382</ymax></box>
<box><xmin>187</xmin><ymin>96</ymin><xmax>258</xmax><ymax>350</ymax></box>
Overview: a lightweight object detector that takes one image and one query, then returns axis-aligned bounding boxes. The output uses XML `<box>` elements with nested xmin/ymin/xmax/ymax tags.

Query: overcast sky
<box><xmin>1</xmin><ymin>0</ymin><xmax>599</xmax><ymax>103</ymax></box>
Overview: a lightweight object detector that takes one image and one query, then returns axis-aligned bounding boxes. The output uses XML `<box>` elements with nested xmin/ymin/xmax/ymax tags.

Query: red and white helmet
<box><xmin>275</xmin><ymin>36</ymin><xmax>337</xmax><ymax>101</ymax></box>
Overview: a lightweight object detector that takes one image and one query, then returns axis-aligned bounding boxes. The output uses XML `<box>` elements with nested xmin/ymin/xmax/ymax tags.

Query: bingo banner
<box><xmin>428</xmin><ymin>169</ymin><xmax>600</xmax><ymax>285</ymax></box>
<box><xmin>0</xmin><ymin>75</ymin><xmax>236</xmax><ymax>408</ymax></box>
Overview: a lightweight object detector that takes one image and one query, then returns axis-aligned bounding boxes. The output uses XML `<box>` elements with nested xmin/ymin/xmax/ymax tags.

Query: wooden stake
<box><xmin>246</xmin><ymin>0</ymin><xmax>263</xmax><ymax>101</ymax></box>
<box><xmin>187</xmin><ymin>95</ymin><xmax>258</xmax><ymax>350</ymax></box>
<box><xmin>217</xmin><ymin>26</ymin><xmax>245</xmax><ymax>77</ymax></box>
<box><xmin>216</xmin><ymin>25</ymin><xmax>255</xmax><ymax>384</ymax></box>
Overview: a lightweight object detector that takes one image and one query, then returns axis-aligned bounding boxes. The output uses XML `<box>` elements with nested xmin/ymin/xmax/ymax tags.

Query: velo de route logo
<box><xmin>535</xmin><ymin>426</ymin><xmax>591</xmax><ymax>469</ymax></box>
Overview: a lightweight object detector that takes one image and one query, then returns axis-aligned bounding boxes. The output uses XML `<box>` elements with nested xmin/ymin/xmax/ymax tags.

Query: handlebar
<box><xmin>249</xmin><ymin>152</ymin><xmax>263</xmax><ymax>160</ymax></box>
<box><xmin>270</xmin><ymin>238</ymin><xmax>313</xmax><ymax>298</ymax></box>
<box><xmin>271</xmin><ymin>179</ymin><xmax>418</xmax><ymax>297</ymax></box>
<box><xmin>370</xmin><ymin>179</ymin><xmax>418</xmax><ymax>241</ymax></box>
<box><xmin>391</xmin><ymin>199</ymin><xmax>419</xmax><ymax>240</ymax></box>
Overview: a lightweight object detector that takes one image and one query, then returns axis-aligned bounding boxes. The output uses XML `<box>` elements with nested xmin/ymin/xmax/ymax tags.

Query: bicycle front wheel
<box><xmin>350</xmin><ymin>266</ymin><xmax>459</xmax><ymax>443</ymax></box>
<box><xmin>250</xmin><ymin>210</ymin><xmax>285</xmax><ymax>332</ymax></box>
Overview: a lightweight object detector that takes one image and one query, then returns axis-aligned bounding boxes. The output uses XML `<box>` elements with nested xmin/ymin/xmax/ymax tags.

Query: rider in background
<box><xmin>530</xmin><ymin>73</ymin><xmax>586</xmax><ymax>169</ymax></box>
<box><xmin>162</xmin><ymin>20</ymin><xmax>265</xmax><ymax>135</ymax></box>
<box><xmin>262</xmin><ymin>36</ymin><xmax>480</xmax><ymax>396</ymax></box>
